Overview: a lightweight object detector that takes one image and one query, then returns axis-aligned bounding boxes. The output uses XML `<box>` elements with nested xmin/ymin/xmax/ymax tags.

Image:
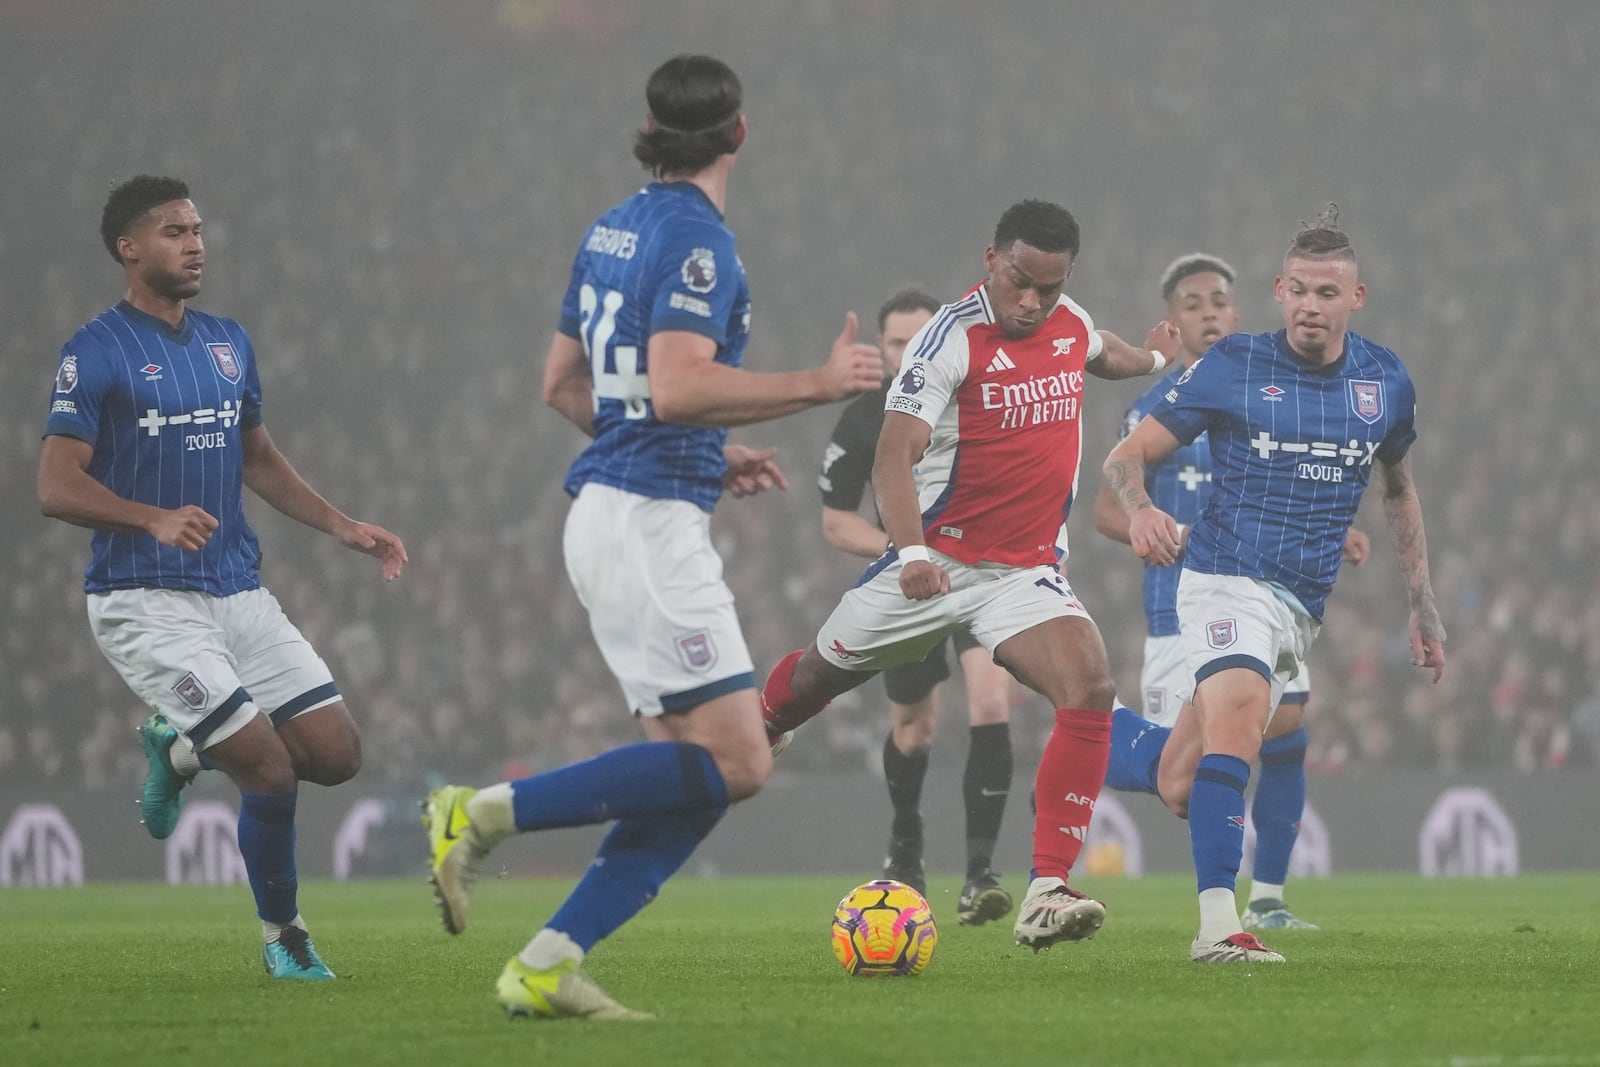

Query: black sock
<box><xmin>882</xmin><ymin>732</ymin><xmax>929</xmax><ymax>844</ymax></box>
<box><xmin>964</xmin><ymin>723</ymin><xmax>1012</xmax><ymax>876</ymax></box>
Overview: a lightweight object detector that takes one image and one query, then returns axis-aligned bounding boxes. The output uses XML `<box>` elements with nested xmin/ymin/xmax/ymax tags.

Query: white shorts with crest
<box><xmin>563</xmin><ymin>483</ymin><xmax>755</xmax><ymax>718</ymax></box>
<box><xmin>87</xmin><ymin>586</ymin><xmax>340</xmax><ymax>750</ymax></box>
<box><xmin>1141</xmin><ymin>630</ymin><xmax>1310</xmax><ymax>726</ymax></box>
<box><xmin>816</xmin><ymin>547</ymin><xmax>1092</xmax><ymax>672</ymax></box>
<box><xmin>1175</xmin><ymin>571</ymin><xmax>1319</xmax><ymax>711</ymax></box>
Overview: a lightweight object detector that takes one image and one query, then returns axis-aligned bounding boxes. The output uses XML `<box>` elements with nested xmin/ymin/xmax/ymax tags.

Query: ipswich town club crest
<box><xmin>208</xmin><ymin>342</ymin><xmax>242</xmax><ymax>384</ymax></box>
<box><xmin>172</xmin><ymin>671</ymin><xmax>210</xmax><ymax>710</ymax></box>
<box><xmin>1348</xmin><ymin>379</ymin><xmax>1383</xmax><ymax>424</ymax></box>
<box><xmin>1206</xmin><ymin>619</ymin><xmax>1238</xmax><ymax>650</ymax></box>
<box><xmin>677</xmin><ymin>630</ymin><xmax>717</xmax><ymax>672</ymax></box>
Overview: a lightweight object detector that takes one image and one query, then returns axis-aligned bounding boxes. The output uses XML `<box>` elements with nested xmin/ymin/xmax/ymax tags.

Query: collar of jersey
<box><xmin>1274</xmin><ymin>328</ymin><xmax>1349</xmax><ymax>377</ymax></box>
<box><xmin>648</xmin><ymin>180</ymin><xmax>723</xmax><ymax>220</ymax></box>
<box><xmin>117</xmin><ymin>300</ymin><xmax>193</xmax><ymax>345</ymax></box>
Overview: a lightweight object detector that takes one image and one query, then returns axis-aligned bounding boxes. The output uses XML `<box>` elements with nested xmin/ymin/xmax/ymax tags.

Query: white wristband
<box><xmin>1176</xmin><ymin>523</ymin><xmax>1188</xmax><ymax>540</ymax></box>
<box><xmin>1149</xmin><ymin>349</ymin><xmax>1168</xmax><ymax>373</ymax></box>
<box><xmin>897</xmin><ymin>544</ymin><xmax>931</xmax><ymax>564</ymax></box>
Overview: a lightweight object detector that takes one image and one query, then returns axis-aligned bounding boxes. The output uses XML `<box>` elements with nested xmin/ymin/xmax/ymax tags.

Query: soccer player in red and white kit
<box><xmin>762</xmin><ymin>200</ymin><xmax>1179</xmax><ymax>948</ymax></box>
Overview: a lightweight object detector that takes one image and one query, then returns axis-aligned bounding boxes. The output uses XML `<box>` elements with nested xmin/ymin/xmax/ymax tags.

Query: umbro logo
<box><xmin>142</xmin><ymin>363</ymin><xmax>164</xmax><ymax>381</ymax></box>
<box><xmin>985</xmin><ymin>349</ymin><xmax>1017</xmax><ymax>373</ymax></box>
<box><xmin>1259</xmin><ymin>385</ymin><xmax>1285</xmax><ymax>401</ymax></box>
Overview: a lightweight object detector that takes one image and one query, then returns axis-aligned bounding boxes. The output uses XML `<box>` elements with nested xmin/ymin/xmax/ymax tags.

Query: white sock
<box><xmin>1198</xmin><ymin>888</ymin><xmax>1242</xmax><ymax>942</ymax></box>
<box><xmin>1248</xmin><ymin>880</ymin><xmax>1285</xmax><ymax>905</ymax></box>
<box><xmin>519</xmin><ymin>928</ymin><xmax>584</xmax><ymax>971</ymax></box>
<box><xmin>169</xmin><ymin>734</ymin><xmax>202</xmax><ymax>777</ymax></box>
<box><xmin>263</xmin><ymin>913</ymin><xmax>307</xmax><ymax>943</ymax></box>
<box><xmin>465</xmin><ymin>783</ymin><xmax>517</xmax><ymax>849</ymax></box>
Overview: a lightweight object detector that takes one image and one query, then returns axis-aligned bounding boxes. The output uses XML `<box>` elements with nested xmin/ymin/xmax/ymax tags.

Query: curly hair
<box><xmin>100</xmin><ymin>175</ymin><xmax>190</xmax><ymax>263</ymax></box>
<box><xmin>992</xmin><ymin>199</ymin><xmax>1080</xmax><ymax>258</ymax></box>
<box><xmin>1159</xmin><ymin>252</ymin><xmax>1237</xmax><ymax>303</ymax></box>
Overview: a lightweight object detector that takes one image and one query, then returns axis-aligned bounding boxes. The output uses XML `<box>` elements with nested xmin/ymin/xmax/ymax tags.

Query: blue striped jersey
<box><xmin>1150</xmin><ymin>329</ymin><xmax>1417</xmax><ymax>621</ymax></box>
<box><xmin>43</xmin><ymin>301</ymin><xmax>264</xmax><ymax>595</ymax></box>
<box><xmin>559</xmin><ymin>182</ymin><xmax>752</xmax><ymax>512</ymax></box>
<box><xmin>1119</xmin><ymin>365</ymin><xmax>1213</xmax><ymax>636</ymax></box>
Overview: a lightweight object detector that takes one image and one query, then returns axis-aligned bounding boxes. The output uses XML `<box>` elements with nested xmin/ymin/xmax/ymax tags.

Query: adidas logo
<box><xmin>985</xmin><ymin>349</ymin><xmax>1017</xmax><ymax>373</ymax></box>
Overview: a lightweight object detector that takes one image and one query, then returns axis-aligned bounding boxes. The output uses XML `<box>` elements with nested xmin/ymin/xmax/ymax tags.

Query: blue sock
<box><xmin>238</xmin><ymin>788</ymin><xmax>298</xmax><ymax>924</ymax></box>
<box><xmin>1252</xmin><ymin>728</ymin><xmax>1308</xmax><ymax>887</ymax></box>
<box><xmin>1189</xmin><ymin>754</ymin><xmax>1250</xmax><ymax>893</ymax></box>
<box><xmin>1103</xmin><ymin>704</ymin><xmax>1168</xmax><ymax>794</ymax></box>
<box><xmin>509</xmin><ymin>741</ymin><xmax>728</xmax><ymax>831</ymax></box>
<box><xmin>548</xmin><ymin>805</ymin><xmax>726</xmax><ymax>951</ymax></box>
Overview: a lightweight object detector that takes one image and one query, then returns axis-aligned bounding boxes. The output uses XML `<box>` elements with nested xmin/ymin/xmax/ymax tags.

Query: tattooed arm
<box><xmin>1377</xmin><ymin>454</ymin><xmax>1446</xmax><ymax>682</ymax></box>
<box><xmin>1102</xmin><ymin>415</ymin><xmax>1185</xmax><ymax>565</ymax></box>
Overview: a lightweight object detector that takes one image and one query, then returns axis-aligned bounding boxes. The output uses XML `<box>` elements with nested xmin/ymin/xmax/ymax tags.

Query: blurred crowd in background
<box><xmin>3</xmin><ymin>0</ymin><xmax>1597</xmax><ymax>794</ymax></box>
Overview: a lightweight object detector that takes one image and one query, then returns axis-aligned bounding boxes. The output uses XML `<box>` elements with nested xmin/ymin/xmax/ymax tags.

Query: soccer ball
<box><xmin>830</xmin><ymin>879</ymin><xmax>938</xmax><ymax>977</ymax></box>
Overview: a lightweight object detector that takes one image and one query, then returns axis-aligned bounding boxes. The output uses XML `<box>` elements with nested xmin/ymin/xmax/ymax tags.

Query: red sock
<box><xmin>1031</xmin><ymin>707</ymin><xmax>1111</xmax><ymax>881</ymax></box>
<box><xmin>760</xmin><ymin>649</ymin><xmax>829</xmax><ymax>738</ymax></box>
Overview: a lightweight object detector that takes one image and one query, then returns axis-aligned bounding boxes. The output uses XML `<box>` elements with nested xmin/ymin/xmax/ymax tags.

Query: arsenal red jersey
<box><xmin>884</xmin><ymin>285</ymin><xmax>1105</xmax><ymax>567</ymax></box>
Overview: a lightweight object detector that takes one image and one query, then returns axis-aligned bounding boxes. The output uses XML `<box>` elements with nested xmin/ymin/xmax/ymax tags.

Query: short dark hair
<box><xmin>1159</xmin><ymin>253</ymin><xmax>1237</xmax><ymax>303</ymax></box>
<box><xmin>993</xmin><ymin>199</ymin><xmax>1080</xmax><ymax>258</ymax></box>
<box><xmin>101</xmin><ymin>175</ymin><xmax>190</xmax><ymax>263</ymax></box>
<box><xmin>876</xmin><ymin>286</ymin><xmax>941</xmax><ymax>332</ymax></box>
<box><xmin>1286</xmin><ymin>203</ymin><xmax>1356</xmax><ymax>265</ymax></box>
<box><xmin>632</xmin><ymin>55</ymin><xmax>743</xmax><ymax>178</ymax></box>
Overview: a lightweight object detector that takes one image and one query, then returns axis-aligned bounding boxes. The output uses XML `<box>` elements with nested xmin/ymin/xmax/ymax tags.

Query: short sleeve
<box><xmin>648</xmin><ymin>222</ymin><xmax>740</xmax><ymax>344</ymax></box>
<box><xmin>42</xmin><ymin>343</ymin><xmax>109</xmax><ymax>443</ymax></box>
<box><xmin>557</xmin><ymin>241</ymin><xmax>586</xmax><ymax>339</ymax></box>
<box><xmin>819</xmin><ymin>394</ymin><xmax>879</xmax><ymax>511</ymax></box>
<box><xmin>884</xmin><ymin>318</ymin><xmax>968</xmax><ymax>428</ymax></box>
<box><xmin>235</xmin><ymin>328</ymin><xmax>264</xmax><ymax>430</ymax></box>
<box><xmin>1149</xmin><ymin>350</ymin><xmax>1230</xmax><ymax>446</ymax></box>
<box><xmin>1375</xmin><ymin>365</ymin><xmax>1418</xmax><ymax>465</ymax></box>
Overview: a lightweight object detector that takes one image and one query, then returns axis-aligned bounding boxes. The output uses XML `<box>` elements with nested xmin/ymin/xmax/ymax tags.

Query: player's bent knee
<box><xmin>713</xmin><ymin>736</ymin><xmax>773</xmax><ymax>803</ymax></box>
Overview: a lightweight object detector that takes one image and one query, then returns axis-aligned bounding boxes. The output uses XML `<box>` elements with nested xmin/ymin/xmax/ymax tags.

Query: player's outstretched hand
<box><xmin>1342</xmin><ymin>527</ymin><xmax>1371</xmax><ymax>566</ymax></box>
<box><xmin>723</xmin><ymin>443</ymin><xmax>789</xmax><ymax>498</ymax></box>
<box><xmin>818</xmin><ymin>311</ymin><xmax>884</xmax><ymax>401</ymax></box>
<box><xmin>149</xmin><ymin>505</ymin><xmax>219</xmax><ymax>552</ymax></box>
<box><xmin>1408</xmin><ymin>607</ymin><xmax>1446</xmax><ymax>684</ymax></box>
<box><xmin>1128</xmin><ymin>506</ymin><xmax>1182</xmax><ymax>567</ymax></box>
<box><xmin>1144</xmin><ymin>319</ymin><xmax>1181</xmax><ymax>363</ymax></box>
<box><xmin>899</xmin><ymin>559</ymin><xmax>949</xmax><ymax>601</ymax></box>
<box><xmin>341</xmin><ymin>521</ymin><xmax>408</xmax><ymax>581</ymax></box>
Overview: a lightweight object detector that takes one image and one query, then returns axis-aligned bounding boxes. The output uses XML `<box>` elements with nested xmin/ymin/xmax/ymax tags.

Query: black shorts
<box><xmin>881</xmin><ymin>628</ymin><xmax>983</xmax><ymax>706</ymax></box>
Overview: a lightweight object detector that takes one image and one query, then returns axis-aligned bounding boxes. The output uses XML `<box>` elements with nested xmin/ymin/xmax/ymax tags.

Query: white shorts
<box><xmin>1176</xmin><ymin>571</ymin><xmax>1319</xmax><ymax>711</ymax></box>
<box><xmin>1141</xmin><ymin>631</ymin><xmax>1310</xmax><ymax>726</ymax></box>
<box><xmin>87</xmin><ymin>586</ymin><xmax>340</xmax><ymax>750</ymax></box>
<box><xmin>816</xmin><ymin>548</ymin><xmax>1092</xmax><ymax>672</ymax></box>
<box><xmin>563</xmin><ymin>483</ymin><xmax>755</xmax><ymax>717</ymax></box>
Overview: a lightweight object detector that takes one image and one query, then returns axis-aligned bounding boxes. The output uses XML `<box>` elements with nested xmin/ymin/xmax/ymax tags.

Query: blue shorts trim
<box><xmin>189</xmin><ymin>687</ymin><xmax>252</xmax><ymax>748</ymax></box>
<box><xmin>269</xmin><ymin>681</ymin><xmax>342</xmax><ymax>726</ymax></box>
<box><xmin>1276</xmin><ymin>690</ymin><xmax>1310</xmax><ymax>707</ymax></box>
<box><xmin>659</xmin><ymin>671</ymin><xmax>757</xmax><ymax>715</ymax></box>
<box><xmin>1194</xmin><ymin>653</ymin><xmax>1272</xmax><ymax>688</ymax></box>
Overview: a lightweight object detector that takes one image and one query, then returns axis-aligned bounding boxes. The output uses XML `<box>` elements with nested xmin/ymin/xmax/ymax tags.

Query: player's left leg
<box><xmin>952</xmin><ymin>635</ymin><xmax>1015</xmax><ymax>926</ymax></box>
<box><xmin>1186</xmin><ymin>668</ymin><xmax>1284</xmax><ymax>964</ymax></box>
<box><xmin>274</xmin><ymin>702</ymin><xmax>361</xmax><ymax>787</ymax></box>
<box><xmin>1242</xmin><ymin>689</ymin><xmax>1316</xmax><ymax>930</ymax></box>
<box><xmin>500</xmin><ymin>689</ymin><xmax>771</xmax><ymax>1021</ymax></box>
<box><xmin>983</xmin><ymin>598</ymin><xmax>1115</xmax><ymax>949</ymax></box>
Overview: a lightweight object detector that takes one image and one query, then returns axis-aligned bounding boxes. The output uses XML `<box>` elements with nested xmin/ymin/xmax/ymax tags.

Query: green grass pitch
<box><xmin>3</xmin><ymin>874</ymin><xmax>1597</xmax><ymax>1066</ymax></box>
